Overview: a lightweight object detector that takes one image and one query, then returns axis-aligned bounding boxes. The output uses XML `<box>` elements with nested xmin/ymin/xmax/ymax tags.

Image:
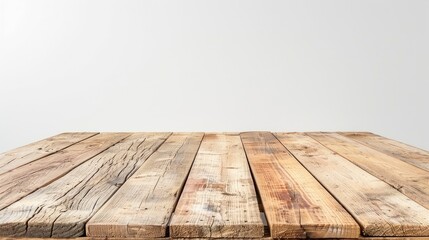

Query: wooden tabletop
<box><xmin>0</xmin><ymin>132</ymin><xmax>428</xmax><ymax>239</ymax></box>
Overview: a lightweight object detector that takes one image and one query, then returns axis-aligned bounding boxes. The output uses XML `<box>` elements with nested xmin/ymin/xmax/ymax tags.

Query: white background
<box><xmin>0</xmin><ymin>0</ymin><xmax>428</xmax><ymax>152</ymax></box>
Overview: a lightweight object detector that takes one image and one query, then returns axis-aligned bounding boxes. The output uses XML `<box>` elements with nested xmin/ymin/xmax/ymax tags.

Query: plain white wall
<box><xmin>0</xmin><ymin>0</ymin><xmax>428</xmax><ymax>152</ymax></box>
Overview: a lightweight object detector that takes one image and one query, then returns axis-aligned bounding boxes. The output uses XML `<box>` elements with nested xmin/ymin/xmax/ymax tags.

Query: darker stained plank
<box><xmin>240</xmin><ymin>132</ymin><xmax>359</xmax><ymax>239</ymax></box>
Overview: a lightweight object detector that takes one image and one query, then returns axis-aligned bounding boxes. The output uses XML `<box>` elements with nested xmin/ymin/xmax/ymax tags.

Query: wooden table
<box><xmin>0</xmin><ymin>132</ymin><xmax>428</xmax><ymax>239</ymax></box>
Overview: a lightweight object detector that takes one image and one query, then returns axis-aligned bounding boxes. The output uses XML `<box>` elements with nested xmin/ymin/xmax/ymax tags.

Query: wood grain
<box><xmin>86</xmin><ymin>133</ymin><xmax>203</xmax><ymax>238</ymax></box>
<box><xmin>0</xmin><ymin>132</ymin><xmax>97</xmax><ymax>175</ymax></box>
<box><xmin>0</xmin><ymin>133</ymin><xmax>170</xmax><ymax>238</ymax></box>
<box><xmin>240</xmin><ymin>132</ymin><xmax>359</xmax><ymax>238</ymax></box>
<box><xmin>340</xmin><ymin>132</ymin><xmax>429</xmax><ymax>172</ymax></box>
<box><xmin>170</xmin><ymin>134</ymin><xmax>264</xmax><ymax>238</ymax></box>
<box><xmin>1</xmin><ymin>131</ymin><xmax>428</xmax><ymax>239</ymax></box>
<box><xmin>276</xmin><ymin>132</ymin><xmax>429</xmax><ymax>236</ymax></box>
<box><xmin>309</xmin><ymin>132</ymin><xmax>429</xmax><ymax>210</ymax></box>
<box><xmin>1</xmin><ymin>237</ymin><xmax>429</xmax><ymax>240</ymax></box>
<box><xmin>0</xmin><ymin>133</ymin><xmax>130</xmax><ymax>211</ymax></box>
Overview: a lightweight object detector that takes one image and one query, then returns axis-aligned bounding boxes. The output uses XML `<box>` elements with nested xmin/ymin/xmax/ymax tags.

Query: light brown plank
<box><xmin>1</xmin><ymin>238</ymin><xmax>429</xmax><ymax>240</ymax></box>
<box><xmin>240</xmin><ymin>132</ymin><xmax>359</xmax><ymax>238</ymax></box>
<box><xmin>340</xmin><ymin>132</ymin><xmax>429</xmax><ymax>172</ymax></box>
<box><xmin>309</xmin><ymin>132</ymin><xmax>429</xmax><ymax>210</ymax></box>
<box><xmin>0</xmin><ymin>133</ymin><xmax>130</xmax><ymax>211</ymax></box>
<box><xmin>0</xmin><ymin>133</ymin><xmax>170</xmax><ymax>238</ymax></box>
<box><xmin>170</xmin><ymin>134</ymin><xmax>264</xmax><ymax>238</ymax></box>
<box><xmin>276</xmin><ymin>132</ymin><xmax>429</xmax><ymax>236</ymax></box>
<box><xmin>86</xmin><ymin>133</ymin><xmax>204</xmax><ymax>238</ymax></box>
<box><xmin>0</xmin><ymin>132</ymin><xmax>98</xmax><ymax>175</ymax></box>
<box><xmin>0</xmin><ymin>238</ymin><xmax>169</xmax><ymax>240</ymax></box>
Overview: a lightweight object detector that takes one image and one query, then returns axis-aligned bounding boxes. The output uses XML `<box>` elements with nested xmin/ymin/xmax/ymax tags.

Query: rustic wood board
<box><xmin>240</xmin><ymin>132</ymin><xmax>360</xmax><ymax>238</ymax></box>
<box><xmin>340</xmin><ymin>132</ymin><xmax>429</xmax><ymax>172</ymax></box>
<box><xmin>86</xmin><ymin>133</ymin><xmax>204</xmax><ymax>238</ymax></box>
<box><xmin>0</xmin><ymin>131</ymin><xmax>429</xmax><ymax>239</ymax></box>
<box><xmin>0</xmin><ymin>132</ymin><xmax>97</xmax><ymax>175</ymax></box>
<box><xmin>309</xmin><ymin>132</ymin><xmax>429</xmax><ymax>210</ymax></box>
<box><xmin>169</xmin><ymin>134</ymin><xmax>264</xmax><ymax>238</ymax></box>
<box><xmin>0</xmin><ymin>133</ymin><xmax>130</xmax><ymax>211</ymax></box>
<box><xmin>3</xmin><ymin>237</ymin><xmax>429</xmax><ymax>240</ymax></box>
<box><xmin>275</xmin><ymin>132</ymin><xmax>429</xmax><ymax>237</ymax></box>
<box><xmin>1</xmin><ymin>238</ymin><xmax>429</xmax><ymax>240</ymax></box>
<box><xmin>0</xmin><ymin>133</ymin><xmax>170</xmax><ymax>238</ymax></box>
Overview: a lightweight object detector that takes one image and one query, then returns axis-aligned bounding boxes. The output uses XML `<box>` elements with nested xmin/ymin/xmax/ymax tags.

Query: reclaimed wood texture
<box><xmin>1</xmin><ymin>131</ymin><xmax>429</xmax><ymax>239</ymax></box>
<box><xmin>0</xmin><ymin>132</ymin><xmax>97</xmax><ymax>175</ymax></box>
<box><xmin>276</xmin><ymin>132</ymin><xmax>429</xmax><ymax>237</ymax></box>
<box><xmin>309</xmin><ymin>132</ymin><xmax>429</xmax><ymax>210</ymax></box>
<box><xmin>86</xmin><ymin>133</ymin><xmax>204</xmax><ymax>238</ymax></box>
<box><xmin>240</xmin><ymin>132</ymin><xmax>360</xmax><ymax>238</ymax></box>
<box><xmin>0</xmin><ymin>238</ymin><xmax>428</xmax><ymax>240</ymax></box>
<box><xmin>0</xmin><ymin>133</ymin><xmax>130</xmax><ymax>211</ymax></box>
<box><xmin>340</xmin><ymin>132</ymin><xmax>429</xmax><ymax>172</ymax></box>
<box><xmin>0</xmin><ymin>133</ymin><xmax>170</xmax><ymax>238</ymax></box>
<box><xmin>170</xmin><ymin>134</ymin><xmax>264</xmax><ymax>238</ymax></box>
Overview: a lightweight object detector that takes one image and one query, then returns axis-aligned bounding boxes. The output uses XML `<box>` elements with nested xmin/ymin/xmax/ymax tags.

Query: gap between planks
<box><xmin>0</xmin><ymin>133</ymin><xmax>171</xmax><ymax>238</ymax></box>
<box><xmin>275</xmin><ymin>132</ymin><xmax>429</xmax><ymax>237</ymax></box>
<box><xmin>240</xmin><ymin>132</ymin><xmax>360</xmax><ymax>238</ymax></box>
<box><xmin>308</xmin><ymin>132</ymin><xmax>429</xmax><ymax>211</ymax></box>
<box><xmin>169</xmin><ymin>134</ymin><xmax>264</xmax><ymax>238</ymax></box>
<box><xmin>1</xmin><ymin>132</ymin><xmax>429</xmax><ymax>239</ymax></box>
<box><xmin>0</xmin><ymin>133</ymin><xmax>131</xmax><ymax>211</ymax></box>
<box><xmin>87</xmin><ymin>133</ymin><xmax>204</xmax><ymax>238</ymax></box>
<box><xmin>0</xmin><ymin>132</ymin><xmax>98</xmax><ymax>175</ymax></box>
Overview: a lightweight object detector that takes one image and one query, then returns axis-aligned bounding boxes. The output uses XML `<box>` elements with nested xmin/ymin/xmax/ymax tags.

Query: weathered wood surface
<box><xmin>170</xmin><ymin>134</ymin><xmax>264</xmax><ymax>238</ymax></box>
<box><xmin>309</xmin><ymin>132</ymin><xmax>429</xmax><ymax>210</ymax></box>
<box><xmin>0</xmin><ymin>131</ymin><xmax>428</xmax><ymax>239</ymax></box>
<box><xmin>86</xmin><ymin>133</ymin><xmax>204</xmax><ymax>238</ymax></box>
<box><xmin>0</xmin><ymin>133</ymin><xmax>130</xmax><ymax>211</ymax></box>
<box><xmin>276</xmin><ymin>132</ymin><xmax>429</xmax><ymax>237</ymax></box>
<box><xmin>340</xmin><ymin>132</ymin><xmax>429</xmax><ymax>172</ymax></box>
<box><xmin>1</xmin><ymin>237</ymin><xmax>429</xmax><ymax>240</ymax></box>
<box><xmin>0</xmin><ymin>133</ymin><xmax>97</xmax><ymax>175</ymax></box>
<box><xmin>240</xmin><ymin>132</ymin><xmax>360</xmax><ymax>238</ymax></box>
<box><xmin>0</xmin><ymin>133</ymin><xmax>170</xmax><ymax>238</ymax></box>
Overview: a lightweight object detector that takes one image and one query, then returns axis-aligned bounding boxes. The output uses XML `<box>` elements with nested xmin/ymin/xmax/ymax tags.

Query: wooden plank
<box><xmin>309</xmin><ymin>132</ymin><xmax>429</xmax><ymax>210</ymax></box>
<box><xmin>276</xmin><ymin>132</ymin><xmax>429</xmax><ymax>237</ymax></box>
<box><xmin>1</xmin><ymin>238</ymin><xmax>429</xmax><ymax>240</ymax></box>
<box><xmin>240</xmin><ymin>132</ymin><xmax>359</xmax><ymax>238</ymax></box>
<box><xmin>3</xmin><ymin>238</ymin><xmax>429</xmax><ymax>240</ymax></box>
<box><xmin>0</xmin><ymin>238</ymin><xmax>170</xmax><ymax>240</ymax></box>
<box><xmin>169</xmin><ymin>134</ymin><xmax>264</xmax><ymax>238</ymax></box>
<box><xmin>357</xmin><ymin>238</ymin><xmax>429</xmax><ymax>240</ymax></box>
<box><xmin>86</xmin><ymin>133</ymin><xmax>204</xmax><ymax>238</ymax></box>
<box><xmin>0</xmin><ymin>133</ymin><xmax>130</xmax><ymax>211</ymax></box>
<box><xmin>0</xmin><ymin>133</ymin><xmax>170</xmax><ymax>238</ymax></box>
<box><xmin>0</xmin><ymin>132</ymin><xmax>98</xmax><ymax>175</ymax></box>
<box><xmin>340</xmin><ymin>132</ymin><xmax>429</xmax><ymax>172</ymax></box>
